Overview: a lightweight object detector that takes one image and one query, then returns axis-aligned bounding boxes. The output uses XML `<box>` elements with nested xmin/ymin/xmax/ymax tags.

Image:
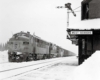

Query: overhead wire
<box><xmin>73</xmin><ymin>6</ymin><xmax>81</xmax><ymax>10</ymax></box>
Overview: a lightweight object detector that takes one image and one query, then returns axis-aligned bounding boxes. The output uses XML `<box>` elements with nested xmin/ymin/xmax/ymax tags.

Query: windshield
<box><xmin>13</xmin><ymin>33</ymin><xmax>29</xmax><ymax>37</ymax></box>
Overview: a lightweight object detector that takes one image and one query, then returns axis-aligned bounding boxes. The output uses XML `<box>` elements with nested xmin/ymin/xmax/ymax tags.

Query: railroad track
<box><xmin>0</xmin><ymin>57</ymin><xmax>70</xmax><ymax>80</ymax></box>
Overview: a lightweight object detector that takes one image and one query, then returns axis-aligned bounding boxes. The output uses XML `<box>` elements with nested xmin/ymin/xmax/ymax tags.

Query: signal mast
<box><xmin>57</xmin><ymin>3</ymin><xmax>76</xmax><ymax>27</ymax></box>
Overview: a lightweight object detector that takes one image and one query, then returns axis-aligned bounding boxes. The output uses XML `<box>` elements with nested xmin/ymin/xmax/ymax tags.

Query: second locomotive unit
<box><xmin>7</xmin><ymin>31</ymin><xmax>65</xmax><ymax>62</ymax></box>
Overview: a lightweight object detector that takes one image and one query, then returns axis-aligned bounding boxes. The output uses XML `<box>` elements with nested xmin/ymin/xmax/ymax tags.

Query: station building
<box><xmin>67</xmin><ymin>0</ymin><xmax>100</xmax><ymax>64</ymax></box>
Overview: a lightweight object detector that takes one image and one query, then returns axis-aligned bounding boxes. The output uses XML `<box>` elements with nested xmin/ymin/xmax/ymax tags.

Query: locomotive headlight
<box><xmin>17</xmin><ymin>52</ymin><xmax>22</xmax><ymax>55</ymax></box>
<box><xmin>16</xmin><ymin>56</ymin><xmax>20</xmax><ymax>59</ymax></box>
<box><xmin>20</xmin><ymin>54</ymin><xmax>23</xmax><ymax>57</ymax></box>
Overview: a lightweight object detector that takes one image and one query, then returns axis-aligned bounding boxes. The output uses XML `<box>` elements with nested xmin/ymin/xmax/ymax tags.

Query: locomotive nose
<box><xmin>15</xmin><ymin>44</ymin><xmax>18</xmax><ymax>49</ymax></box>
<box><xmin>8</xmin><ymin>41</ymin><xmax>21</xmax><ymax>51</ymax></box>
<box><xmin>13</xmin><ymin>43</ymin><xmax>21</xmax><ymax>51</ymax></box>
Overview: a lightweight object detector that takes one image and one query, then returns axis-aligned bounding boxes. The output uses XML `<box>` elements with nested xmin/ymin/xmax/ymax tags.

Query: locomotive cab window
<box><xmin>22</xmin><ymin>33</ymin><xmax>29</xmax><ymax>37</ymax></box>
<box><xmin>8</xmin><ymin>42</ymin><xmax>13</xmax><ymax>44</ymax></box>
<box><xmin>23</xmin><ymin>42</ymin><xmax>29</xmax><ymax>45</ymax></box>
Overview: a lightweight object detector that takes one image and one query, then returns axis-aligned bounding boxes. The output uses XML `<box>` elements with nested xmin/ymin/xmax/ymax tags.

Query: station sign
<box><xmin>70</xmin><ymin>31</ymin><xmax>93</xmax><ymax>35</ymax></box>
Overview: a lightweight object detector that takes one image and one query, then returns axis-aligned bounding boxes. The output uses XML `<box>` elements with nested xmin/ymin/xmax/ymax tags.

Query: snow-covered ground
<box><xmin>1</xmin><ymin>57</ymin><xmax>75</xmax><ymax>80</ymax></box>
<box><xmin>0</xmin><ymin>50</ymin><xmax>78</xmax><ymax>80</ymax></box>
<box><xmin>72</xmin><ymin>51</ymin><xmax>100</xmax><ymax>80</ymax></box>
<box><xmin>12</xmin><ymin>50</ymin><xmax>100</xmax><ymax>80</ymax></box>
<box><xmin>1</xmin><ymin>50</ymin><xmax>100</xmax><ymax>80</ymax></box>
<box><xmin>12</xmin><ymin>57</ymin><xmax>78</xmax><ymax>80</ymax></box>
<box><xmin>0</xmin><ymin>50</ymin><xmax>8</xmax><ymax>63</ymax></box>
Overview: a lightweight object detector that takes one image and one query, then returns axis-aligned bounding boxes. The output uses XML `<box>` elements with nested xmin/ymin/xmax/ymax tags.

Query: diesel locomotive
<box><xmin>7</xmin><ymin>31</ymin><xmax>69</xmax><ymax>62</ymax></box>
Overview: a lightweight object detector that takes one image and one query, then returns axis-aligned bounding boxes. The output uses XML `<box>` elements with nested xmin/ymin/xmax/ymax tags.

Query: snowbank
<box><xmin>72</xmin><ymin>51</ymin><xmax>100</xmax><ymax>80</ymax></box>
<box><xmin>0</xmin><ymin>50</ymin><xmax>8</xmax><ymax>63</ymax></box>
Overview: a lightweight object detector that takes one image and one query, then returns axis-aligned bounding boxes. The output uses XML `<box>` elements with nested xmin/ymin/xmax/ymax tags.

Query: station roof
<box><xmin>68</xmin><ymin>19</ymin><xmax>100</xmax><ymax>30</ymax></box>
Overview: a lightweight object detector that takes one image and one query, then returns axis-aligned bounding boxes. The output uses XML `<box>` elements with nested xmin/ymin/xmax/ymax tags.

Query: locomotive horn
<box><xmin>65</xmin><ymin>3</ymin><xmax>76</xmax><ymax>16</ymax></box>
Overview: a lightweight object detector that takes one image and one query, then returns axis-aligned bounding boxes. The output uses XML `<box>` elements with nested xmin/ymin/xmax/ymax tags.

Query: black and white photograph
<box><xmin>0</xmin><ymin>0</ymin><xmax>100</xmax><ymax>80</ymax></box>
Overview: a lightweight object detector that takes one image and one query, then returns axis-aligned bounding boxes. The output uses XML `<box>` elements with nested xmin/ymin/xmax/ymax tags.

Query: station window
<box><xmin>81</xmin><ymin>1</ymin><xmax>89</xmax><ymax>20</ymax></box>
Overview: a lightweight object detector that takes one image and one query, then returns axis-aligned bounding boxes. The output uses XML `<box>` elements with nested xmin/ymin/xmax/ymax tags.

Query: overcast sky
<box><xmin>0</xmin><ymin>0</ymin><xmax>82</xmax><ymax>54</ymax></box>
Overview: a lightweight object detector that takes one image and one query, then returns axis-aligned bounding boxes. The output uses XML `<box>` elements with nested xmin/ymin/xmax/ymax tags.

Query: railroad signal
<box><xmin>57</xmin><ymin>6</ymin><xmax>64</xmax><ymax>8</ymax></box>
<box><xmin>56</xmin><ymin>3</ymin><xmax>79</xmax><ymax>27</ymax></box>
<box><xmin>57</xmin><ymin>3</ymin><xmax>76</xmax><ymax>17</ymax></box>
<box><xmin>65</xmin><ymin>3</ymin><xmax>76</xmax><ymax>16</ymax></box>
<box><xmin>65</xmin><ymin>3</ymin><xmax>71</xmax><ymax>9</ymax></box>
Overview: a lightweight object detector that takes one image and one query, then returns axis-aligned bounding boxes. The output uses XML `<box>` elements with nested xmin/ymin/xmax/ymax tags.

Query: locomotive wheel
<box><xmin>26</xmin><ymin>54</ymin><xmax>33</xmax><ymax>61</ymax></box>
<box><xmin>8</xmin><ymin>56</ymin><xmax>12</xmax><ymax>62</ymax></box>
<box><xmin>50</xmin><ymin>54</ymin><xmax>54</xmax><ymax>58</ymax></box>
<box><xmin>33</xmin><ymin>54</ymin><xmax>37</xmax><ymax>60</ymax></box>
<box><xmin>8</xmin><ymin>55</ymin><xmax>16</xmax><ymax>62</ymax></box>
<box><xmin>8</xmin><ymin>52</ymin><xmax>13</xmax><ymax>62</ymax></box>
<box><xmin>16</xmin><ymin>55</ymin><xmax>21</xmax><ymax>62</ymax></box>
<box><xmin>42</xmin><ymin>54</ymin><xmax>47</xmax><ymax>59</ymax></box>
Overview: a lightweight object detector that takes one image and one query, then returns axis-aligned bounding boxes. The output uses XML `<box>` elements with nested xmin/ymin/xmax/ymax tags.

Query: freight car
<box><xmin>7</xmin><ymin>31</ymin><xmax>70</xmax><ymax>62</ymax></box>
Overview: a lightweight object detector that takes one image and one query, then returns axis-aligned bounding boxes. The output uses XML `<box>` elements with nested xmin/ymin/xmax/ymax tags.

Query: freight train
<box><xmin>7</xmin><ymin>31</ymin><xmax>74</xmax><ymax>62</ymax></box>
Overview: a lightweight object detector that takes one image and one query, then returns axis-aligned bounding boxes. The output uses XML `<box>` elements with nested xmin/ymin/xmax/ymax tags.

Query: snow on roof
<box><xmin>68</xmin><ymin>19</ymin><xmax>100</xmax><ymax>29</ymax></box>
<box><xmin>72</xmin><ymin>51</ymin><xmax>100</xmax><ymax>80</ymax></box>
